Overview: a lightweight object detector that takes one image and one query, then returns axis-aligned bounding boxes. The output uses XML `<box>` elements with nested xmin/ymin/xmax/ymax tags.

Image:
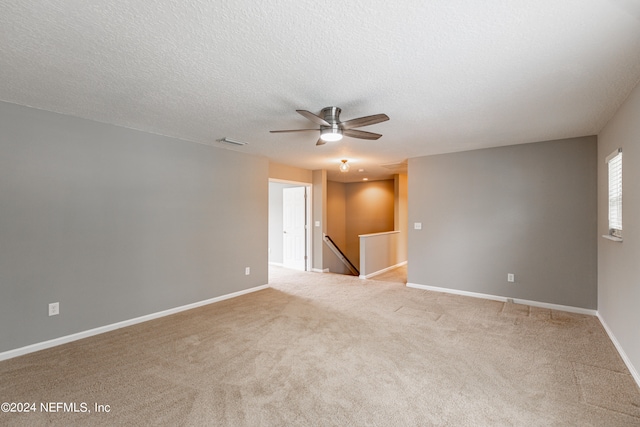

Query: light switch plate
<box><xmin>414</xmin><ymin>222</ymin><xmax>422</xmax><ymax>230</ymax></box>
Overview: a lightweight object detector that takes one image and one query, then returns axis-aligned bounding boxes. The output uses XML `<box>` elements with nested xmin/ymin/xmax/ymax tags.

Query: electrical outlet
<box><xmin>507</xmin><ymin>273</ymin><xmax>515</xmax><ymax>283</ymax></box>
<box><xmin>48</xmin><ymin>302</ymin><xmax>59</xmax><ymax>316</ymax></box>
<box><xmin>245</xmin><ymin>267</ymin><xmax>250</xmax><ymax>275</ymax></box>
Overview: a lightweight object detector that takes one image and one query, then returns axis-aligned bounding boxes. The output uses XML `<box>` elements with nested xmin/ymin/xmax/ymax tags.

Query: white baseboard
<box><xmin>268</xmin><ymin>262</ymin><xmax>284</xmax><ymax>267</ymax></box>
<box><xmin>0</xmin><ymin>284</ymin><xmax>269</xmax><ymax>362</ymax></box>
<box><xmin>360</xmin><ymin>261</ymin><xmax>407</xmax><ymax>279</ymax></box>
<box><xmin>406</xmin><ymin>282</ymin><xmax>597</xmax><ymax>316</ymax></box>
<box><xmin>312</xmin><ymin>268</ymin><xmax>330</xmax><ymax>273</ymax></box>
<box><xmin>597</xmin><ymin>313</ymin><xmax>640</xmax><ymax>388</ymax></box>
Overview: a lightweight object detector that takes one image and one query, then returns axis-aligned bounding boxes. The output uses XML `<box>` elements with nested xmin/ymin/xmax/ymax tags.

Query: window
<box><xmin>606</xmin><ymin>148</ymin><xmax>622</xmax><ymax>240</ymax></box>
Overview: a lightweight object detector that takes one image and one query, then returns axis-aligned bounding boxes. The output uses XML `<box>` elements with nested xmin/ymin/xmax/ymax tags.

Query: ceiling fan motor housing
<box><xmin>321</xmin><ymin>106</ymin><xmax>341</xmax><ymax>124</ymax></box>
<box><xmin>320</xmin><ymin>107</ymin><xmax>343</xmax><ymax>141</ymax></box>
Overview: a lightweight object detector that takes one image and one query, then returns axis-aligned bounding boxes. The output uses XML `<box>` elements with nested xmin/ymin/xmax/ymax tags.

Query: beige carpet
<box><xmin>369</xmin><ymin>264</ymin><xmax>407</xmax><ymax>284</ymax></box>
<box><xmin>1</xmin><ymin>266</ymin><xmax>639</xmax><ymax>426</ymax></box>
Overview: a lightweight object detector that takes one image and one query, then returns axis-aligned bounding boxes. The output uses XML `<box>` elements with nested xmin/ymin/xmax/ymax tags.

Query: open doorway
<box><xmin>269</xmin><ymin>180</ymin><xmax>312</xmax><ymax>271</ymax></box>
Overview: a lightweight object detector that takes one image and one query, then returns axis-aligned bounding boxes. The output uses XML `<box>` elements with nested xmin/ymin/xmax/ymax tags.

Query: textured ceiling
<box><xmin>1</xmin><ymin>0</ymin><xmax>639</xmax><ymax>182</ymax></box>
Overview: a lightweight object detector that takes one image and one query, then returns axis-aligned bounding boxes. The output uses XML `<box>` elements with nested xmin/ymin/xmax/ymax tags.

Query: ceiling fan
<box><xmin>270</xmin><ymin>107</ymin><xmax>389</xmax><ymax>145</ymax></box>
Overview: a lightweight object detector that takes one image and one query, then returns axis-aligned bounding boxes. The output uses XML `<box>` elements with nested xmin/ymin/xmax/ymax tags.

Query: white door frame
<box><xmin>269</xmin><ymin>179</ymin><xmax>312</xmax><ymax>272</ymax></box>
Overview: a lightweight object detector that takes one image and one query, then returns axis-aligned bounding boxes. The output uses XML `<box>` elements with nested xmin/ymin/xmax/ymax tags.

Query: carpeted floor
<box><xmin>369</xmin><ymin>264</ymin><xmax>407</xmax><ymax>284</ymax></box>
<box><xmin>1</xmin><ymin>266</ymin><xmax>639</xmax><ymax>426</ymax></box>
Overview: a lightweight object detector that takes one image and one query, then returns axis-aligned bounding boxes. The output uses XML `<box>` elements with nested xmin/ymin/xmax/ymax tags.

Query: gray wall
<box><xmin>408</xmin><ymin>136</ymin><xmax>597</xmax><ymax>309</ymax></box>
<box><xmin>598</xmin><ymin>80</ymin><xmax>640</xmax><ymax>378</ymax></box>
<box><xmin>0</xmin><ymin>101</ymin><xmax>268</xmax><ymax>353</ymax></box>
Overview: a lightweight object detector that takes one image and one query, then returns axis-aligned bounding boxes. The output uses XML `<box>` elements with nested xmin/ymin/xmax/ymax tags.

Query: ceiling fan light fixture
<box><xmin>320</xmin><ymin>126</ymin><xmax>343</xmax><ymax>142</ymax></box>
<box><xmin>339</xmin><ymin>159</ymin><xmax>350</xmax><ymax>173</ymax></box>
<box><xmin>270</xmin><ymin>107</ymin><xmax>388</xmax><ymax>145</ymax></box>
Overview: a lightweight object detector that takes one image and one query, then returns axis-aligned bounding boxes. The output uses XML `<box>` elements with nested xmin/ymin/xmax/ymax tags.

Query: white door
<box><xmin>283</xmin><ymin>186</ymin><xmax>306</xmax><ymax>270</ymax></box>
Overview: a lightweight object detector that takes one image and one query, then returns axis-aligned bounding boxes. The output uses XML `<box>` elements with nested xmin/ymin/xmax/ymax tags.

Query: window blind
<box><xmin>607</xmin><ymin>149</ymin><xmax>622</xmax><ymax>237</ymax></box>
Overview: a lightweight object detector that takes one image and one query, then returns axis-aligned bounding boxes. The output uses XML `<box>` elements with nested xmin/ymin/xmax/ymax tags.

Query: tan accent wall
<box><xmin>326</xmin><ymin>181</ymin><xmax>349</xmax><ymax>274</ymax></box>
<box><xmin>269</xmin><ymin>162</ymin><xmax>313</xmax><ymax>183</ymax></box>
<box><xmin>345</xmin><ymin>180</ymin><xmax>395</xmax><ymax>269</ymax></box>
<box><xmin>394</xmin><ymin>173</ymin><xmax>408</xmax><ymax>263</ymax></box>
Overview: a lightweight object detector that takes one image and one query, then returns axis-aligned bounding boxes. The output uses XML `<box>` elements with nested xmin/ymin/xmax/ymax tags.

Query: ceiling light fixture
<box><xmin>320</xmin><ymin>126</ymin><xmax>343</xmax><ymax>142</ymax></box>
<box><xmin>339</xmin><ymin>159</ymin><xmax>350</xmax><ymax>173</ymax></box>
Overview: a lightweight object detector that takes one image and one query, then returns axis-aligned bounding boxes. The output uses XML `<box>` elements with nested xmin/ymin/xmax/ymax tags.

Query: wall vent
<box><xmin>217</xmin><ymin>137</ymin><xmax>248</xmax><ymax>146</ymax></box>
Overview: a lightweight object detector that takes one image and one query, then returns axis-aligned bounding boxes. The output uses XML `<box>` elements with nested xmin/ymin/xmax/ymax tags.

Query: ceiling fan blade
<box><xmin>340</xmin><ymin>114</ymin><xmax>389</xmax><ymax>130</ymax></box>
<box><xmin>296</xmin><ymin>110</ymin><xmax>331</xmax><ymax>126</ymax></box>
<box><xmin>343</xmin><ymin>129</ymin><xmax>382</xmax><ymax>140</ymax></box>
<box><xmin>270</xmin><ymin>129</ymin><xmax>319</xmax><ymax>133</ymax></box>
<box><xmin>316</xmin><ymin>138</ymin><xmax>326</xmax><ymax>146</ymax></box>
